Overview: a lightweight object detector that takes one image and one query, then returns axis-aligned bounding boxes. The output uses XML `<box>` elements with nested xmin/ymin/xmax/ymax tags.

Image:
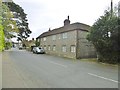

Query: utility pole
<box><xmin>111</xmin><ymin>0</ymin><xmax>113</xmax><ymax>18</ymax></box>
<box><xmin>0</xmin><ymin>0</ymin><xmax>2</xmax><ymax>20</ymax></box>
<box><xmin>118</xmin><ymin>1</ymin><xmax>120</xmax><ymax>18</ymax></box>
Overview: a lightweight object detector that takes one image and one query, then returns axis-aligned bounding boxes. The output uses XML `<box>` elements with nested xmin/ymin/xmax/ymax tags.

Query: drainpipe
<box><xmin>76</xmin><ymin>30</ymin><xmax>78</xmax><ymax>59</ymax></box>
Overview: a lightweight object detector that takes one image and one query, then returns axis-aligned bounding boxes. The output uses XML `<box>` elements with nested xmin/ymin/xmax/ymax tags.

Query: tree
<box><xmin>4</xmin><ymin>2</ymin><xmax>31</xmax><ymax>41</ymax></box>
<box><xmin>1</xmin><ymin>3</ymin><xmax>19</xmax><ymax>49</ymax></box>
<box><xmin>2</xmin><ymin>3</ymin><xmax>18</xmax><ymax>39</ymax></box>
<box><xmin>87</xmin><ymin>8</ymin><xmax>119</xmax><ymax>64</ymax></box>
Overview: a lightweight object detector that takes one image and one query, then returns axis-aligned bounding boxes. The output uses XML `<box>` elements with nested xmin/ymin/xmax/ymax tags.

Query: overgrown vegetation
<box><xmin>0</xmin><ymin>23</ymin><xmax>5</xmax><ymax>51</ymax></box>
<box><xmin>2</xmin><ymin>3</ymin><xmax>18</xmax><ymax>50</ymax></box>
<box><xmin>0</xmin><ymin>0</ymin><xmax>5</xmax><ymax>51</ymax></box>
<box><xmin>0</xmin><ymin>1</ymin><xmax>31</xmax><ymax>51</ymax></box>
<box><xmin>87</xmin><ymin>8</ymin><xmax>119</xmax><ymax>64</ymax></box>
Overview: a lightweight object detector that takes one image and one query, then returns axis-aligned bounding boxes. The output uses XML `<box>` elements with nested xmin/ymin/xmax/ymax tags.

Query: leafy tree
<box><xmin>4</xmin><ymin>2</ymin><xmax>31</xmax><ymax>41</ymax></box>
<box><xmin>1</xmin><ymin>2</ymin><xmax>19</xmax><ymax>50</ymax></box>
<box><xmin>87</xmin><ymin>8</ymin><xmax>119</xmax><ymax>64</ymax></box>
<box><xmin>0</xmin><ymin>1</ymin><xmax>19</xmax><ymax>51</ymax></box>
<box><xmin>2</xmin><ymin>3</ymin><xmax>18</xmax><ymax>39</ymax></box>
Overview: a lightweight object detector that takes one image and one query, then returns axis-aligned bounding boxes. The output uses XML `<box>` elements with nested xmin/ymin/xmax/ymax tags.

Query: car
<box><xmin>19</xmin><ymin>46</ymin><xmax>23</xmax><ymax>50</ymax></box>
<box><xmin>32</xmin><ymin>47</ymin><xmax>45</xmax><ymax>54</ymax></box>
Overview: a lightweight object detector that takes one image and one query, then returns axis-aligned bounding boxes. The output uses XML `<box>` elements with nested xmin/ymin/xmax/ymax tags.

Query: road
<box><xmin>2</xmin><ymin>48</ymin><xmax>118</xmax><ymax>88</ymax></box>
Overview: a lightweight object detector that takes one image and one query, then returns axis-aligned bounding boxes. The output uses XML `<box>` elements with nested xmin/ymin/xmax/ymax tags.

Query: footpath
<box><xmin>2</xmin><ymin>51</ymin><xmax>27</xmax><ymax>88</ymax></box>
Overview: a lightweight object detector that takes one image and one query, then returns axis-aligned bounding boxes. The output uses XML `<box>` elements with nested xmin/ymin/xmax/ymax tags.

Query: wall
<box><xmin>77</xmin><ymin>30</ymin><xmax>96</xmax><ymax>58</ymax></box>
<box><xmin>40</xmin><ymin>30</ymin><xmax>77</xmax><ymax>59</ymax></box>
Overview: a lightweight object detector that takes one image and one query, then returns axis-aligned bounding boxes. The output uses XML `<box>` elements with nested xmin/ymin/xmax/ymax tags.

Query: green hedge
<box><xmin>0</xmin><ymin>25</ymin><xmax>5</xmax><ymax>51</ymax></box>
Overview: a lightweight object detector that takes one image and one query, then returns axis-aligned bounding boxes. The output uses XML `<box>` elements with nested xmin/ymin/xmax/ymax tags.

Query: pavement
<box><xmin>2</xmin><ymin>50</ymin><xmax>27</xmax><ymax>88</ymax></box>
<box><xmin>2</xmin><ymin>48</ymin><xmax>119</xmax><ymax>88</ymax></box>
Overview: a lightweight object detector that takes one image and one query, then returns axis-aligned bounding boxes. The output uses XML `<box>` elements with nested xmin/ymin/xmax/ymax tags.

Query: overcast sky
<box><xmin>12</xmin><ymin>0</ymin><xmax>119</xmax><ymax>41</ymax></box>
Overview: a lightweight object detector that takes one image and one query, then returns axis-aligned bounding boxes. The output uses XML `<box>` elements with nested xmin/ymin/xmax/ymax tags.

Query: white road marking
<box><xmin>88</xmin><ymin>73</ymin><xmax>119</xmax><ymax>83</ymax></box>
<box><xmin>49</xmin><ymin>61</ymin><xmax>67</xmax><ymax>68</ymax></box>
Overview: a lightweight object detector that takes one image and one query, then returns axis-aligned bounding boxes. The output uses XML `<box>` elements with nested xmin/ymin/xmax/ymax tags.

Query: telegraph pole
<box><xmin>0</xmin><ymin>0</ymin><xmax>2</xmax><ymax>21</ymax></box>
<box><xmin>111</xmin><ymin>0</ymin><xmax>113</xmax><ymax>18</ymax></box>
<box><xmin>118</xmin><ymin>1</ymin><xmax>120</xmax><ymax>18</ymax></box>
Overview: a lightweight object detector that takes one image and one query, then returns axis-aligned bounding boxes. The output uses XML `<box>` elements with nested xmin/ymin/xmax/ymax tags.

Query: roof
<box><xmin>36</xmin><ymin>22</ymin><xmax>91</xmax><ymax>39</ymax></box>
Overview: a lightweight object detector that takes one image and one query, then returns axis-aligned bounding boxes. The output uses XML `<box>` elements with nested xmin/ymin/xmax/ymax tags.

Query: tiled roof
<box><xmin>36</xmin><ymin>22</ymin><xmax>91</xmax><ymax>39</ymax></box>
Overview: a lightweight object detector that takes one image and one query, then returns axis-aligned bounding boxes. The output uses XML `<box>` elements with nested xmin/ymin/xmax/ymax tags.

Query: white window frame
<box><xmin>43</xmin><ymin>37</ymin><xmax>46</xmax><ymax>41</ymax></box>
<box><xmin>48</xmin><ymin>45</ymin><xmax>51</xmax><ymax>51</ymax></box>
<box><xmin>62</xmin><ymin>33</ymin><xmax>67</xmax><ymax>39</ymax></box>
<box><xmin>52</xmin><ymin>35</ymin><xmax>56</xmax><ymax>40</ymax></box>
<box><xmin>44</xmin><ymin>45</ymin><xmax>47</xmax><ymax>50</ymax></box>
<box><xmin>70</xmin><ymin>45</ymin><xmax>76</xmax><ymax>53</ymax></box>
<box><xmin>58</xmin><ymin>34</ymin><xmax>61</xmax><ymax>39</ymax></box>
<box><xmin>62</xmin><ymin>45</ymin><xmax>67</xmax><ymax>52</ymax></box>
<box><xmin>53</xmin><ymin>45</ymin><xmax>56</xmax><ymax>51</ymax></box>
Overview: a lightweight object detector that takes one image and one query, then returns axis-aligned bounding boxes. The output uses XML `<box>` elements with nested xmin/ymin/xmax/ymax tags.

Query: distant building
<box><xmin>36</xmin><ymin>16</ymin><xmax>96</xmax><ymax>59</ymax></box>
<box><xmin>22</xmin><ymin>38</ymin><xmax>35</xmax><ymax>48</ymax></box>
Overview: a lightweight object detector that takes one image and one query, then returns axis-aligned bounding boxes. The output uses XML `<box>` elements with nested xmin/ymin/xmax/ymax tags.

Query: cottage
<box><xmin>36</xmin><ymin>16</ymin><xmax>96</xmax><ymax>59</ymax></box>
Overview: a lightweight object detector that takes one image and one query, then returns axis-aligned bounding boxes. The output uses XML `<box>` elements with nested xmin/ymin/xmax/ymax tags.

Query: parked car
<box><xmin>19</xmin><ymin>46</ymin><xmax>23</xmax><ymax>50</ymax></box>
<box><xmin>32</xmin><ymin>47</ymin><xmax>45</xmax><ymax>54</ymax></box>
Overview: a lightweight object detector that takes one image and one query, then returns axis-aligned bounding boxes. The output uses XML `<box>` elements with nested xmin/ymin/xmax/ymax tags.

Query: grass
<box><xmin>80</xmin><ymin>58</ymin><xmax>97</xmax><ymax>62</ymax></box>
<box><xmin>79</xmin><ymin>58</ymin><xmax>118</xmax><ymax>67</ymax></box>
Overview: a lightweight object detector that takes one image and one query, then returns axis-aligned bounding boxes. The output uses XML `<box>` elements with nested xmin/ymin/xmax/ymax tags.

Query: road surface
<box><xmin>2</xmin><ymin>48</ymin><xmax>118</xmax><ymax>88</ymax></box>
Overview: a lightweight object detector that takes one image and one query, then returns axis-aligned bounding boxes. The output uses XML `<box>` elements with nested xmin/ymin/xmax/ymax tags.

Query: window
<box><xmin>48</xmin><ymin>45</ymin><xmax>51</xmax><ymax>51</ymax></box>
<box><xmin>70</xmin><ymin>45</ymin><xmax>76</xmax><ymax>53</ymax></box>
<box><xmin>53</xmin><ymin>45</ymin><xmax>56</xmax><ymax>51</ymax></box>
<box><xmin>58</xmin><ymin>34</ymin><xmax>61</xmax><ymax>39</ymax></box>
<box><xmin>44</xmin><ymin>45</ymin><xmax>47</xmax><ymax>50</ymax></box>
<box><xmin>62</xmin><ymin>45</ymin><xmax>67</xmax><ymax>52</ymax></box>
<box><xmin>43</xmin><ymin>37</ymin><xmax>46</xmax><ymax>41</ymax></box>
<box><xmin>52</xmin><ymin>35</ymin><xmax>56</xmax><ymax>40</ymax></box>
<box><xmin>62</xmin><ymin>33</ymin><xmax>67</xmax><ymax>39</ymax></box>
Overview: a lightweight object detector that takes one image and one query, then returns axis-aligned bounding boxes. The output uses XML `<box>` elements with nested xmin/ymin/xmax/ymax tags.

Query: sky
<box><xmin>12</xmin><ymin>0</ymin><xmax>119</xmax><ymax>41</ymax></box>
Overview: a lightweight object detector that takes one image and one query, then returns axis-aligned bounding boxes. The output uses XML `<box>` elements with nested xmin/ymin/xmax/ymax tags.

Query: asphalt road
<box><xmin>2</xmin><ymin>48</ymin><xmax>118</xmax><ymax>88</ymax></box>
